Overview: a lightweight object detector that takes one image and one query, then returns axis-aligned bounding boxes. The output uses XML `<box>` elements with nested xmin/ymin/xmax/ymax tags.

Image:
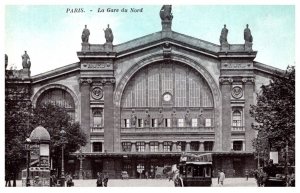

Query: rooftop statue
<box><xmin>244</xmin><ymin>24</ymin><xmax>253</xmax><ymax>43</ymax></box>
<box><xmin>160</xmin><ymin>5</ymin><xmax>173</xmax><ymax>21</ymax></box>
<box><xmin>219</xmin><ymin>24</ymin><xmax>228</xmax><ymax>44</ymax></box>
<box><xmin>5</xmin><ymin>54</ymin><xmax>8</xmax><ymax>69</ymax></box>
<box><xmin>22</xmin><ymin>51</ymin><xmax>31</xmax><ymax>69</ymax></box>
<box><xmin>104</xmin><ymin>24</ymin><xmax>114</xmax><ymax>43</ymax></box>
<box><xmin>81</xmin><ymin>25</ymin><xmax>90</xmax><ymax>43</ymax></box>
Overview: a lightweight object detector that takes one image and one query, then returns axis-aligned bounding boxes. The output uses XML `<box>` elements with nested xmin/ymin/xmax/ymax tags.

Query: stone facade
<box><xmin>7</xmin><ymin>16</ymin><xmax>284</xmax><ymax>179</ymax></box>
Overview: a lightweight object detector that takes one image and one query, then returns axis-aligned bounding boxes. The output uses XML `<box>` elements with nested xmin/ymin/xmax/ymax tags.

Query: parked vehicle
<box><xmin>178</xmin><ymin>153</ymin><xmax>213</xmax><ymax>186</ymax></box>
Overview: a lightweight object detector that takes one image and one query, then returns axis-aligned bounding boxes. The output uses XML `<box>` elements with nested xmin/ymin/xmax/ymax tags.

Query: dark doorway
<box><xmin>233</xmin><ymin>158</ymin><xmax>244</xmax><ymax>177</ymax></box>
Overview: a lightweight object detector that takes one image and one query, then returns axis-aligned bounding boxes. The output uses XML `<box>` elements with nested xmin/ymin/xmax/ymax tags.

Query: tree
<box><xmin>5</xmin><ymin>69</ymin><xmax>87</xmax><ymax>184</ymax></box>
<box><xmin>5</xmin><ymin>69</ymin><xmax>32</xmax><ymax>186</ymax></box>
<box><xmin>31</xmin><ymin>103</ymin><xmax>87</xmax><ymax>173</ymax></box>
<box><xmin>250</xmin><ymin>66</ymin><xmax>295</xmax><ymax>169</ymax></box>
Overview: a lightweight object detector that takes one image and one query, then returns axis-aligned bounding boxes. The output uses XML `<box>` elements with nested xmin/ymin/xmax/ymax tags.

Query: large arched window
<box><xmin>121</xmin><ymin>62</ymin><xmax>213</xmax><ymax>108</ymax></box>
<box><xmin>36</xmin><ymin>88</ymin><xmax>75</xmax><ymax>121</ymax></box>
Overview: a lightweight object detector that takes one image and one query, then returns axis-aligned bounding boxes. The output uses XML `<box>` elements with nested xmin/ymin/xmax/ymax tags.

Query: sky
<box><xmin>4</xmin><ymin>4</ymin><xmax>295</xmax><ymax>76</ymax></box>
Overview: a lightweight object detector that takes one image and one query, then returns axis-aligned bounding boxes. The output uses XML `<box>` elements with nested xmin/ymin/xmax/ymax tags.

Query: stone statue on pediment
<box><xmin>185</xmin><ymin>109</ymin><xmax>192</xmax><ymax>127</ymax></box>
<box><xmin>130</xmin><ymin>110</ymin><xmax>137</xmax><ymax>127</ymax></box>
<box><xmin>144</xmin><ymin>110</ymin><xmax>151</xmax><ymax>126</ymax></box>
<box><xmin>160</xmin><ymin>5</ymin><xmax>173</xmax><ymax>21</ymax></box>
<box><xmin>198</xmin><ymin>111</ymin><xmax>205</xmax><ymax>127</ymax></box>
<box><xmin>158</xmin><ymin>109</ymin><xmax>164</xmax><ymax>126</ymax></box>
<box><xmin>171</xmin><ymin>109</ymin><xmax>177</xmax><ymax>127</ymax></box>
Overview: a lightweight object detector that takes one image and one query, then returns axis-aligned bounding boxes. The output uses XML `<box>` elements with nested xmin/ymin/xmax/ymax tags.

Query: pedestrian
<box><xmin>66</xmin><ymin>174</ymin><xmax>74</xmax><ymax>187</ymax></box>
<box><xmin>173</xmin><ymin>169</ymin><xmax>183</xmax><ymax>187</ymax></box>
<box><xmin>145</xmin><ymin>171</ymin><xmax>149</xmax><ymax>179</ymax></box>
<box><xmin>50</xmin><ymin>175</ymin><xmax>54</xmax><ymax>187</ymax></box>
<box><xmin>34</xmin><ymin>176</ymin><xmax>42</xmax><ymax>187</ymax></box>
<box><xmin>253</xmin><ymin>169</ymin><xmax>259</xmax><ymax>186</ymax></box>
<box><xmin>103</xmin><ymin>172</ymin><xmax>109</xmax><ymax>187</ymax></box>
<box><xmin>96</xmin><ymin>172</ymin><xmax>103</xmax><ymax>187</ymax></box>
<box><xmin>5</xmin><ymin>173</ymin><xmax>10</xmax><ymax>187</ymax></box>
<box><xmin>219</xmin><ymin>170</ymin><xmax>225</xmax><ymax>186</ymax></box>
<box><xmin>245</xmin><ymin>169</ymin><xmax>249</xmax><ymax>181</ymax></box>
<box><xmin>217</xmin><ymin>170</ymin><xmax>221</xmax><ymax>184</ymax></box>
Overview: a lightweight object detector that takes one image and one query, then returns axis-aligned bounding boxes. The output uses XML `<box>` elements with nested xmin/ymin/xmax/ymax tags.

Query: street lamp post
<box><xmin>24</xmin><ymin>138</ymin><xmax>31</xmax><ymax>187</ymax></box>
<box><xmin>60</xmin><ymin>128</ymin><xmax>66</xmax><ymax>187</ymax></box>
<box><xmin>78</xmin><ymin>147</ymin><xmax>85</xmax><ymax>179</ymax></box>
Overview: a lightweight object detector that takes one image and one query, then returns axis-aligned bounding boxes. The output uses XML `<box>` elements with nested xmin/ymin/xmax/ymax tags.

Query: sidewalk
<box><xmin>13</xmin><ymin>177</ymin><xmax>257</xmax><ymax>187</ymax></box>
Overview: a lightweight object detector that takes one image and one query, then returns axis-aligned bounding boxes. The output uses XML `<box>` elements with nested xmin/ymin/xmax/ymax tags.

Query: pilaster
<box><xmin>219</xmin><ymin>78</ymin><xmax>233</xmax><ymax>151</ymax></box>
<box><xmin>103</xmin><ymin>78</ymin><xmax>116</xmax><ymax>152</ymax></box>
<box><xmin>80</xmin><ymin>78</ymin><xmax>92</xmax><ymax>152</ymax></box>
<box><xmin>243</xmin><ymin>78</ymin><xmax>255</xmax><ymax>151</ymax></box>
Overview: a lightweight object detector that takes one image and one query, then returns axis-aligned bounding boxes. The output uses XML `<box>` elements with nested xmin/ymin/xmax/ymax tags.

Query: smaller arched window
<box><xmin>93</xmin><ymin>109</ymin><xmax>103</xmax><ymax>127</ymax></box>
<box><xmin>37</xmin><ymin>88</ymin><xmax>75</xmax><ymax>122</ymax></box>
<box><xmin>232</xmin><ymin>110</ymin><xmax>242</xmax><ymax>126</ymax></box>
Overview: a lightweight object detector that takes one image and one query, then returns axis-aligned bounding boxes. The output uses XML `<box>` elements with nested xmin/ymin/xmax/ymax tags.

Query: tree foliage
<box><xmin>5</xmin><ymin>76</ymin><xmax>87</xmax><ymax>182</ymax></box>
<box><xmin>5</xmin><ymin>81</ymin><xmax>32</xmax><ymax>186</ymax></box>
<box><xmin>31</xmin><ymin>103</ymin><xmax>87</xmax><ymax>170</ymax></box>
<box><xmin>250</xmin><ymin>66</ymin><xmax>295</xmax><ymax>164</ymax></box>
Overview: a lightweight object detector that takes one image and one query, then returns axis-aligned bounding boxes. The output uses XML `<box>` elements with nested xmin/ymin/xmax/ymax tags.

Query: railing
<box><xmin>90</xmin><ymin>127</ymin><xmax>104</xmax><ymax>133</ymax></box>
<box><xmin>231</xmin><ymin>126</ymin><xmax>245</xmax><ymax>132</ymax></box>
<box><xmin>121</xmin><ymin>127</ymin><xmax>214</xmax><ymax>133</ymax></box>
<box><xmin>91</xmin><ymin>126</ymin><xmax>215</xmax><ymax>133</ymax></box>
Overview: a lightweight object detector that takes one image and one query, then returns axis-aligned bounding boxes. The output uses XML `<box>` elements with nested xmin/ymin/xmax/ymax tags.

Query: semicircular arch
<box><xmin>114</xmin><ymin>54</ymin><xmax>221</xmax><ymax>108</ymax></box>
<box><xmin>31</xmin><ymin>84</ymin><xmax>79</xmax><ymax>122</ymax></box>
<box><xmin>114</xmin><ymin>53</ymin><xmax>222</xmax><ymax>151</ymax></box>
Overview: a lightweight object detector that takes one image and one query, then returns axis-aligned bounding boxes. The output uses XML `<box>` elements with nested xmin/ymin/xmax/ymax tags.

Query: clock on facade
<box><xmin>231</xmin><ymin>86</ymin><xmax>243</xmax><ymax>99</ymax></box>
<box><xmin>163</xmin><ymin>93</ymin><xmax>172</xmax><ymax>102</ymax></box>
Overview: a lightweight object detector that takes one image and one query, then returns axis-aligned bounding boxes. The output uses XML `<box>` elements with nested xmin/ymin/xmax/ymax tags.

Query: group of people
<box><xmin>50</xmin><ymin>173</ymin><xmax>74</xmax><ymax>187</ymax></box>
<box><xmin>96</xmin><ymin>172</ymin><xmax>109</xmax><ymax>187</ymax></box>
<box><xmin>5</xmin><ymin>173</ymin><xmax>13</xmax><ymax>187</ymax></box>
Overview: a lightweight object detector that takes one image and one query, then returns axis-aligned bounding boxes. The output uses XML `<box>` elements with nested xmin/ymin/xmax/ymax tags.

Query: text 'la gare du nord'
<box><xmin>66</xmin><ymin>7</ymin><xmax>143</xmax><ymax>13</ymax></box>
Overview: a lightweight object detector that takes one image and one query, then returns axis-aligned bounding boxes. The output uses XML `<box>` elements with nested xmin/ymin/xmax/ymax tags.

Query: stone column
<box><xmin>243</xmin><ymin>78</ymin><xmax>255</xmax><ymax>151</ymax></box>
<box><xmin>145</xmin><ymin>142</ymin><xmax>150</xmax><ymax>152</ymax></box>
<box><xmin>80</xmin><ymin>78</ymin><xmax>92</xmax><ymax>152</ymax></box>
<box><xmin>185</xmin><ymin>141</ymin><xmax>191</xmax><ymax>152</ymax></box>
<box><xmin>103</xmin><ymin>79</ymin><xmax>115</xmax><ymax>152</ymax></box>
<box><xmin>158</xmin><ymin>142</ymin><xmax>163</xmax><ymax>152</ymax></box>
<box><xmin>131</xmin><ymin>142</ymin><xmax>136</xmax><ymax>152</ymax></box>
<box><xmin>199</xmin><ymin>142</ymin><xmax>204</xmax><ymax>152</ymax></box>
<box><xmin>172</xmin><ymin>142</ymin><xmax>177</xmax><ymax>152</ymax></box>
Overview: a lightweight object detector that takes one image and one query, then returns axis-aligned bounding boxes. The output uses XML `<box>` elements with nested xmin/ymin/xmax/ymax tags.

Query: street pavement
<box><xmin>13</xmin><ymin>177</ymin><xmax>257</xmax><ymax>187</ymax></box>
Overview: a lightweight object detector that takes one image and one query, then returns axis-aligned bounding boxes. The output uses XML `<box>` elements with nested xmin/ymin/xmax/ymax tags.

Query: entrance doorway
<box><xmin>233</xmin><ymin>158</ymin><xmax>244</xmax><ymax>177</ymax></box>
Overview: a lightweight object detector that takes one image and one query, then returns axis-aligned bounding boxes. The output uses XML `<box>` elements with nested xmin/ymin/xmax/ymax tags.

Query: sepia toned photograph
<box><xmin>3</xmin><ymin>3</ymin><xmax>295</xmax><ymax>189</ymax></box>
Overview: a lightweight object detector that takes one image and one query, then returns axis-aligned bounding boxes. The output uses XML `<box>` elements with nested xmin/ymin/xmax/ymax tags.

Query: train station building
<box><xmin>7</xmin><ymin>6</ymin><xmax>282</xmax><ymax>179</ymax></box>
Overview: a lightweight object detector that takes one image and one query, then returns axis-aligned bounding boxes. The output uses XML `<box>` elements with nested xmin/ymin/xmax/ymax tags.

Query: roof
<box><xmin>185</xmin><ymin>161</ymin><xmax>212</xmax><ymax>165</ymax></box>
<box><xmin>29</xmin><ymin>125</ymin><xmax>51</xmax><ymax>142</ymax></box>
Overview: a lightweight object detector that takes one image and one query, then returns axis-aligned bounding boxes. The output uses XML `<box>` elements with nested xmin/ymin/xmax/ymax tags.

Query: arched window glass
<box><xmin>37</xmin><ymin>88</ymin><xmax>75</xmax><ymax>121</ymax></box>
<box><xmin>232</xmin><ymin>110</ymin><xmax>242</xmax><ymax>126</ymax></box>
<box><xmin>121</xmin><ymin>62</ymin><xmax>213</xmax><ymax>108</ymax></box>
